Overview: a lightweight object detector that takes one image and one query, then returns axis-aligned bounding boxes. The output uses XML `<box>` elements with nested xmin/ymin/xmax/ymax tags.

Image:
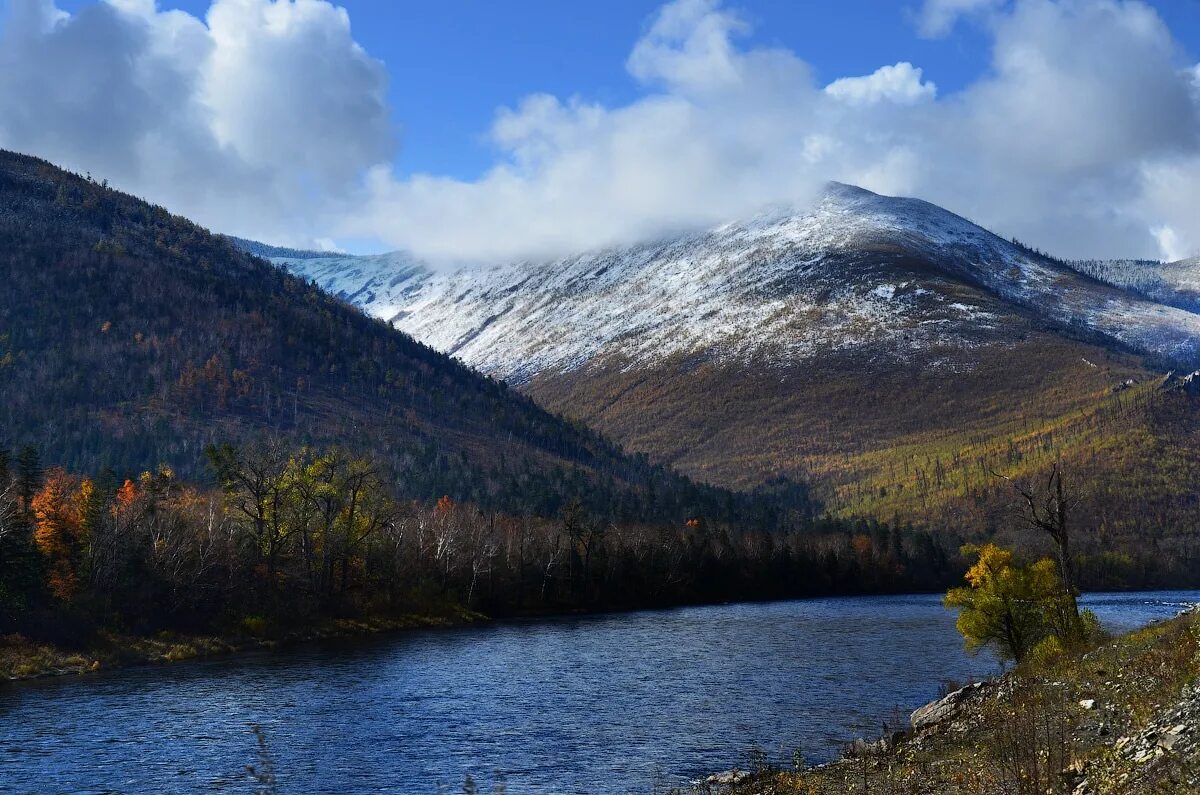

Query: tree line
<box><xmin>0</xmin><ymin>439</ymin><xmax>961</xmax><ymax>644</ymax></box>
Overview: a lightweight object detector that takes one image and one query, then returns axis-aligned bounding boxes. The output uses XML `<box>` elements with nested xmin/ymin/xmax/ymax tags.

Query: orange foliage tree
<box><xmin>31</xmin><ymin>469</ymin><xmax>91</xmax><ymax>601</ymax></box>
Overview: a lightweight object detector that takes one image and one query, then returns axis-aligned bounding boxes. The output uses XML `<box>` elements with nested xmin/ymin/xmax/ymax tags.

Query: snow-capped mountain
<box><xmin>255</xmin><ymin>185</ymin><xmax>1200</xmax><ymax>534</ymax></box>
<box><xmin>268</xmin><ymin>183</ymin><xmax>1200</xmax><ymax>383</ymax></box>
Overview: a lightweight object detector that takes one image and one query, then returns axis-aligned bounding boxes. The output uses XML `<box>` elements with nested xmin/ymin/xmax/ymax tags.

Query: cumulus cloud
<box><xmin>348</xmin><ymin>0</ymin><xmax>839</xmax><ymax>262</ymax></box>
<box><xmin>825</xmin><ymin>63</ymin><xmax>937</xmax><ymax>106</ymax></box>
<box><xmin>1</xmin><ymin>0</ymin><xmax>1199</xmax><ymax>263</ymax></box>
<box><xmin>0</xmin><ymin>0</ymin><xmax>393</xmax><ymax>246</ymax></box>
<box><xmin>354</xmin><ymin>0</ymin><xmax>1200</xmax><ymax>263</ymax></box>
<box><xmin>908</xmin><ymin>0</ymin><xmax>1200</xmax><ymax>260</ymax></box>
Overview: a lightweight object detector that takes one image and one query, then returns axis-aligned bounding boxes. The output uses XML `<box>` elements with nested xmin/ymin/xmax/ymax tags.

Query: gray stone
<box><xmin>911</xmin><ymin>682</ymin><xmax>988</xmax><ymax>730</ymax></box>
<box><xmin>704</xmin><ymin>769</ymin><xmax>750</xmax><ymax>787</ymax></box>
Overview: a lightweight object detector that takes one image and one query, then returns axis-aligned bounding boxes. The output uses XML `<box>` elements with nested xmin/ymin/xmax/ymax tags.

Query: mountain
<box><xmin>270</xmin><ymin>183</ymin><xmax>1200</xmax><ymax>375</ymax></box>
<box><xmin>0</xmin><ymin>149</ymin><xmax>808</xmax><ymax>525</ymax></box>
<box><xmin>265</xmin><ymin>183</ymin><xmax>1200</xmax><ymax>550</ymax></box>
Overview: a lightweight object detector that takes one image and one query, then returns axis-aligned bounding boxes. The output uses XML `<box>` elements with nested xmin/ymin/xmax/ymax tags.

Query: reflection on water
<box><xmin>0</xmin><ymin>590</ymin><xmax>1193</xmax><ymax>794</ymax></box>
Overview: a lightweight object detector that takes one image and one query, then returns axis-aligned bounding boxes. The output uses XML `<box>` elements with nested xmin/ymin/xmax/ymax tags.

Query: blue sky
<box><xmin>363</xmin><ymin>0</ymin><xmax>995</xmax><ymax>181</ymax></box>
<box><xmin>6</xmin><ymin>0</ymin><xmax>1200</xmax><ymax>261</ymax></box>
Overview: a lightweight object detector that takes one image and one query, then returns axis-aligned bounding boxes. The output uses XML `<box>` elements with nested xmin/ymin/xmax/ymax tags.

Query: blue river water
<box><xmin>0</xmin><ymin>590</ymin><xmax>1194</xmax><ymax>794</ymax></box>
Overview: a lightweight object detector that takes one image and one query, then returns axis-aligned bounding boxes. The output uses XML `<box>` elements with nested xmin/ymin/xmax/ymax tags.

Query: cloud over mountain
<box><xmin>1</xmin><ymin>0</ymin><xmax>1197</xmax><ymax>263</ymax></box>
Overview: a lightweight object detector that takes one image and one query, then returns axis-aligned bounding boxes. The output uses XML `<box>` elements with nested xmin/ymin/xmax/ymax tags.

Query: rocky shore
<box><xmin>685</xmin><ymin>607</ymin><xmax>1200</xmax><ymax>795</ymax></box>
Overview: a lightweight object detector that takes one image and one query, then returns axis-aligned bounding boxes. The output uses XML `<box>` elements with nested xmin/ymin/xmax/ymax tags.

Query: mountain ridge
<box><xmin>265</xmin><ymin>182</ymin><xmax>1200</xmax><ymax>382</ymax></box>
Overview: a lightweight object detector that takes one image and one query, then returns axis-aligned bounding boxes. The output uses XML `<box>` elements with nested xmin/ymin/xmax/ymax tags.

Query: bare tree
<box><xmin>0</xmin><ymin>474</ymin><xmax>18</xmax><ymax>543</ymax></box>
<box><xmin>996</xmin><ymin>462</ymin><xmax>1085</xmax><ymax>640</ymax></box>
<box><xmin>463</xmin><ymin>511</ymin><xmax>499</xmax><ymax>607</ymax></box>
<box><xmin>540</xmin><ymin>529</ymin><xmax>565</xmax><ymax>602</ymax></box>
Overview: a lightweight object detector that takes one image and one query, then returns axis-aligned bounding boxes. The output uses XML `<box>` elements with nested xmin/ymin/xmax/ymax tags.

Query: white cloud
<box><xmin>355</xmin><ymin>0</ymin><xmax>1200</xmax><ymax>263</ymax></box>
<box><xmin>626</xmin><ymin>0</ymin><xmax>751</xmax><ymax>94</ymax></box>
<box><xmin>927</xmin><ymin>0</ymin><xmax>1200</xmax><ymax>260</ymax></box>
<box><xmin>1151</xmin><ymin>225</ymin><xmax>1185</xmax><ymax>262</ymax></box>
<box><xmin>917</xmin><ymin>0</ymin><xmax>1008</xmax><ymax>37</ymax></box>
<box><xmin>0</xmin><ymin>0</ymin><xmax>393</xmax><ymax>246</ymax></box>
<box><xmin>346</xmin><ymin>0</ymin><xmax>834</xmax><ymax>262</ymax></box>
<box><xmin>1139</xmin><ymin>157</ymin><xmax>1200</xmax><ymax>261</ymax></box>
<box><xmin>1</xmin><ymin>0</ymin><xmax>1199</xmax><ymax>264</ymax></box>
<box><xmin>825</xmin><ymin>63</ymin><xmax>937</xmax><ymax>106</ymax></box>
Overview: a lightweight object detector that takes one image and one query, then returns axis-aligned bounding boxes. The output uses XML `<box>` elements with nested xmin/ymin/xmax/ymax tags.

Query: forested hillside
<box><xmin>0</xmin><ymin>149</ymin><xmax>808</xmax><ymax>527</ymax></box>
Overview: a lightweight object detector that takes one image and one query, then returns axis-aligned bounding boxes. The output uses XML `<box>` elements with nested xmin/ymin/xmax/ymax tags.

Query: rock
<box><xmin>849</xmin><ymin>737</ymin><xmax>891</xmax><ymax>757</ymax></box>
<box><xmin>911</xmin><ymin>681</ymin><xmax>988</xmax><ymax>731</ymax></box>
<box><xmin>1158</xmin><ymin>733</ymin><xmax>1181</xmax><ymax>751</ymax></box>
<box><xmin>704</xmin><ymin>770</ymin><xmax>750</xmax><ymax>787</ymax></box>
<box><xmin>1080</xmin><ymin>699</ymin><xmax>1096</xmax><ymax>710</ymax></box>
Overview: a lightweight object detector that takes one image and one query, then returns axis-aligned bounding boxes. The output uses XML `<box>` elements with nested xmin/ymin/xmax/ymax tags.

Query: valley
<box><xmin>6</xmin><ymin>2</ymin><xmax>1200</xmax><ymax>793</ymax></box>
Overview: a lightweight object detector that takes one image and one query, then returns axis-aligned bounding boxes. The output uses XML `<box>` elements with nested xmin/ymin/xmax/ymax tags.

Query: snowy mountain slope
<box><xmin>271</xmin><ymin>183</ymin><xmax>1200</xmax><ymax>382</ymax></box>
<box><xmin>1066</xmin><ymin>256</ymin><xmax>1200</xmax><ymax>313</ymax></box>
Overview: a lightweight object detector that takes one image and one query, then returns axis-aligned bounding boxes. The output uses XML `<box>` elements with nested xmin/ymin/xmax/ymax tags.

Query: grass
<box><xmin>0</xmin><ymin>634</ymin><xmax>97</xmax><ymax>679</ymax></box>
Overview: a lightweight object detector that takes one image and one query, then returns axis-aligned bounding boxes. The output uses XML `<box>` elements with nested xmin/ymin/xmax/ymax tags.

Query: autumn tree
<box><xmin>944</xmin><ymin>544</ymin><xmax>1064</xmax><ymax>663</ymax></box>
<box><xmin>31</xmin><ymin>469</ymin><xmax>91</xmax><ymax>602</ymax></box>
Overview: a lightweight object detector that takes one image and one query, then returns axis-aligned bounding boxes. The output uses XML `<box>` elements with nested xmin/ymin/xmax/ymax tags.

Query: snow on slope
<box><xmin>271</xmin><ymin>184</ymin><xmax>1200</xmax><ymax>382</ymax></box>
<box><xmin>1066</xmin><ymin>257</ymin><xmax>1200</xmax><ymax>313</ymax></box>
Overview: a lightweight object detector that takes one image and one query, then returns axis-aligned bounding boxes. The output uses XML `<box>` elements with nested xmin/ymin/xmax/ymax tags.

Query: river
<box><xmin>0</xmin><ymin>590</ymin><xmax>1195</xmax><ymax>794</ymax></box>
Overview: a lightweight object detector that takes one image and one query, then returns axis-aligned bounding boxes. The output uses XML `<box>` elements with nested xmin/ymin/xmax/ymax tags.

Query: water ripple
<box><xmin>0</xmin><ymin>591</ymin><xmax>1191</xmax><ymax>794</ymax></box>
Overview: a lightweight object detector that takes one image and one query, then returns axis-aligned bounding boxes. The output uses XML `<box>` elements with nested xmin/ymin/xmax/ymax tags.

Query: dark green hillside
<box><xmin>0</xmin><ymin>149</ymin><xmax>807</xmax><ymax>525</ymax></box>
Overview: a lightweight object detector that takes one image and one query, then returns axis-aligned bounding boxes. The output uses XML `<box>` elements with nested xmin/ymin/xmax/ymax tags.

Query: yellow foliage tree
<box><xmin>944</xmin><ymin>544</ymin><xmax>1064</xmax><ymax>663</ymax></box>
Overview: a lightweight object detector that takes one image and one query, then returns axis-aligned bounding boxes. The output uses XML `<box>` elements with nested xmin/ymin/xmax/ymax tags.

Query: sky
<box><xmin>2</xmin><ymin>0</ymin><xmax>1199</xmax><ymax>262</ymax></box>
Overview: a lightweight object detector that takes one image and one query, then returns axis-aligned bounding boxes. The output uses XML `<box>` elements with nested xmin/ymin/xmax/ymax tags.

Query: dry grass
<box><xmin>0</xmin><ymin>633</ymin><xmax>97</xmax><ymax>679</ymax></box>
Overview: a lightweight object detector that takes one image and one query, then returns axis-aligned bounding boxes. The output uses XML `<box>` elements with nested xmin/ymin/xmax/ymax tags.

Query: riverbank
<box><xmin>0</xmin><ymin>607</ymin><xmax>486</xmax><ymax>681</ymax></box>
<box><xmin>688</xmin><ymin>608</ymin><xmax>1200</xmax><ymax>794</ymax></box>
